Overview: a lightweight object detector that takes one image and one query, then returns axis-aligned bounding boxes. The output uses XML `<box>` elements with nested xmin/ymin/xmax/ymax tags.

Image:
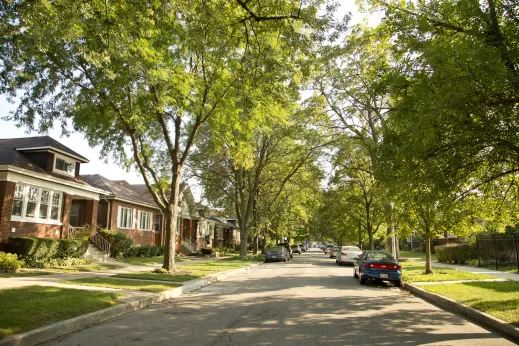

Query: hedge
<box><xmin>435</xmin><ymin>243</ymin><xmax>476</xmax><ymax>264</ymax></box>
<box><xmin>57</xmin><ymin>239</ymin><xmax>90</xmax><ymax>258</ymax></box>
<box><xmin>98</xmin><ymin>229</ymin><xmax>133</xmax><ymax>258</ymax></box>
<box><xmin>201</xmin><ymin>247</ymin><xmax>213</xmax><ymax>255</ymax></box>
<box><xmin>125</xmin><ymin>245</ymin><xmax>164</xmax><ymax>258</ymax></box>
<box><xmin>8</xmin><ymin>237</ymin><xmax>60</xmax><ymax>260</ymax></box>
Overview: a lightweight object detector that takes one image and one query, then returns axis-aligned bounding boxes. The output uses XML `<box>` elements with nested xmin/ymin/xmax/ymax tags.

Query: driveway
<box><xmin>43</xmin><ymin>249</ymin><xmax>516</xmax><ymax>345</ymax></box>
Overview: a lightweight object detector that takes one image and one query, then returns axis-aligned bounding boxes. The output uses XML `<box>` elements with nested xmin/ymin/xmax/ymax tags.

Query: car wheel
<box><xmin>353</xmin><ymin>269</ymin><xmax>359</xmax><ymax>278</ymax></box>
<box><xmin>395</xmin><ymin>280</ymin><xmax>403</xmax><ymax>287</ymax></box>
<box><xmin>283</xmin><ymin>257</ymin><xmax>287</xmax><ymax>262</ymax></box>
<box><xmin>360</xmin><ymin>275</ymin><xmax>366</xmax><ymax>285</ymax></box>
<box><xmin>265</xmin><ymin>259</ymin><xmax>269</xmax><ymax>263</ymax></box>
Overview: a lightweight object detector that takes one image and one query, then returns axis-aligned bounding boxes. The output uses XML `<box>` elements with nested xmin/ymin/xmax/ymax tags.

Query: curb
<box><xmin>403</xmin><ymin>282</ymin><xmax>519</xmax><ymax>342</ymax></box>
<box><xmin>0</xmin><ymin>262</ymin><xmax>262</xmax><ymax>346</ymax></box>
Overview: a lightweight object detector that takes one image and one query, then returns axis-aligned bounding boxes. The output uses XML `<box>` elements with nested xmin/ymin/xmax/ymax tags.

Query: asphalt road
<box><xmin>44</xmin><ymin>249</ymin><xmax>516</xmax><ymax>346</ymax></box>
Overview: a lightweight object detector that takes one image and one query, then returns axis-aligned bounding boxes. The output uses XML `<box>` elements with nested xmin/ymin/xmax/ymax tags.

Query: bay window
<box><xmin>11</xmin><ymin>184</ymin><xmax>63</xmax><ymax>223</ymax></box>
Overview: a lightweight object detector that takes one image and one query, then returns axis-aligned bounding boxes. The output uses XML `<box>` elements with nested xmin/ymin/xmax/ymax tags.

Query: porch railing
<box><xmin>67</xmin><ymin>224</ymin><xmax>111</xmax><ymax>256</ymax></box>
<box><xmin>182</xmin><ymin>237</ymin><xmax>196</xmax><ymax>254</ymax></box>
<box><xmin>90</xmin><ymin>231</ymin><xmax>111</xmax><ymax>256</ymax></box>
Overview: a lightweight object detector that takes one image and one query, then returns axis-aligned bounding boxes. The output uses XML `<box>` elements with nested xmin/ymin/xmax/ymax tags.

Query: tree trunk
<box><xmin>425</xmin><ymin>235</ymin><xmax>433</xmax><ymax>274</ymax></box>
<box><xmin>386</xmin><ymin>226</ymin><xmax>392</xmax><ymax>253</ymax></box>
<box><xmin>252</xmin><ymin>236</ymin><xmax>258</xmax><ymax>255</ymax></box>
<box><xmin>261</xmin><ymin>229</ymin><xmax>266</xmax><ymax>254</ymax></box>
<box><xmin>162</xmin><ymin>174</ymin><xmax>180</xmax><ymax>272</ymax></box>
<box><xmin>239</xmin><ymin>218</ymin><xmax>248</xmax><ymax>256</ymax></box>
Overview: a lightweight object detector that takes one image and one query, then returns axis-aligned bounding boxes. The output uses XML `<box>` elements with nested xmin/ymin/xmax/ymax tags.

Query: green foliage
<box><xmin>435</xmin><ymin>244</ymin><xmax>476</xmax><ymax>264</ymax></box>
<box><xmin>0</xmin><ymin>252</ymin><xmax>23</xmax><ymax>272</ymax></box>
<box><xmin>57</xmin><ymin>239</ymin><xmax>89</xmax><ymax>258</ymax></box>
<box><xmin>125</xmin><ymin>245</ymin><xmax>163</xmax><ymax>258</ymax></box>
<box><xmin>8</xmin><ymin>237</ymin><xmax>60</xmax><ymax>261</ymax></box>
<box><xmin>200</xmin><ymin>248</ymin><xmax>214</xmax><ymax>256</ymax></box>
<box><xmin>40</xmin><ymin>258</ymin><xmax>91</xmax><ymax>268</ymax></box>
<box><xmin>98</xmin><ymin>230</ymin><xmax>133</xmax><ymax>258</ymax></box>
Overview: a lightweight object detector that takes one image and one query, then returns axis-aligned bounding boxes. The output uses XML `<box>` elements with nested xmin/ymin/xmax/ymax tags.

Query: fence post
<box><xmin>476</xmin><ymin>235</ymin><xmax>481</xmax><ymax>268</ymax></box>
<box><xmin>492</xmin><ymin>234</ymin><xmax>498</xmax><ymax>271</ymax></box>
<box><xmin>514</xmin><ymin>233</ymin><xmax>519</xmax><ymax>274</ymax></box>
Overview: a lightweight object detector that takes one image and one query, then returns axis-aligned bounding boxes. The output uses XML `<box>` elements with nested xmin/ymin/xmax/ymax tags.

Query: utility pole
<box><xmin>384</xmin><ymin>202</ymin><xmax>397</xmax><ymax>259</ymax></box>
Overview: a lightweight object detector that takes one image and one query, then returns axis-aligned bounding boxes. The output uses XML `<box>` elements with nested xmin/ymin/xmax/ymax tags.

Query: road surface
<box><xmin>44</xmin><ymin>249</ymin><xmax>516</xmax><ymax>345</ymax></box>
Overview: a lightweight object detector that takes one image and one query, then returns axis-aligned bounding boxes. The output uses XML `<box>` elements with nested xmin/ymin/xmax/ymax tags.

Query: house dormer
<box><xmin>13</xmin><ymin>136</ymin><xmax>89</xmax><ymax>178</ymax></box>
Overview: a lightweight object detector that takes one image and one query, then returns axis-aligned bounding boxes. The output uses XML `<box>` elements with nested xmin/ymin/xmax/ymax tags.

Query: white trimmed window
<box><xmin>138</xmin><ymin>211</ymin><xmax>152</xmax><ymax>231</ymax></box>
<box><xmin>117</xmin><ymin>207</ymin><xmax>133</xmax><ymax>229</ymax></box>
<box><xmin>176</xmin><ymin>218</ymin><xmax>181</xmax><ymax>234</ymax></box>
<box><xmin>11</xmin><ymin>184</ymin><xmax>63</xmax><ymax>224</ymax></box>
<box><xmin>53</xmin><ymin>153</ymin><xmax>76</xmax><ymax>177</ymax></box>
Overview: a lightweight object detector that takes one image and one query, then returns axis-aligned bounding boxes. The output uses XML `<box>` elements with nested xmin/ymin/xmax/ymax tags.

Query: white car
<box><xmin>324</xmin><ymin>245</ymin><xmax>334</xmax><ymax>254</ymax></box>
<box><xmin>336</xmin><ymin>246</ymin><xmax>363</xmax><ymax>265</ymax></box>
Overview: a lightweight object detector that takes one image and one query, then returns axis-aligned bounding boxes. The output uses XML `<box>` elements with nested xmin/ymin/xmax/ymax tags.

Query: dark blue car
<box><xmin>353</xmin><ymin>250</ymin><xmax>402</xmax><ymax>287</ymax></box>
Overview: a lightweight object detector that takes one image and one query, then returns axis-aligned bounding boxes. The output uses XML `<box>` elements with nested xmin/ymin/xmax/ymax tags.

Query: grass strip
<box><xmin>43</xmin><ymin>264</ymin><xmax>121</xmax><ymax>272</ymax></box>
<box><xmin>120</xmin><ymin>256</ymin><xmax>185</xmax><ymax>265</ymax></box>
<box><xmin>114</xmin><ymin>257</ymin><xmax>262</xmax><ymax>282</ymax></box>
<box><xmin>399</xmin><ymin>250</ymin><xmax>437</xmax><ymax>262</ymax></box>
<box><xmin>61</xmin><ymin>277</ymin><xmax>181</xmax><ymax>293</ymax></box>
<box><xmin>0</xmin><ymin>286</ymin><xmax>121</xmax><ymax>338</ymax></box>
<box><xmin>401</xmin><ymin>262</ymin><xmax>495</xmax><ymax>283</ymax></box>
<box><xmin>0</xmin><ymin>271</ymin><xmax>50</xmax><ymax>278</ymax></box>
<box><xmin>421</xmin><ymin>281</ymin><xmax>519</xmax><ymax>326</ymax></box>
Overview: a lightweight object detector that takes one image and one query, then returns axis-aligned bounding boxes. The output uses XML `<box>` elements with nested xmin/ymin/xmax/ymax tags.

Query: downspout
<box><xmin>160</xmin><ymin>209</ymin><xmax>164</xmax><ymax>246</ymax></box>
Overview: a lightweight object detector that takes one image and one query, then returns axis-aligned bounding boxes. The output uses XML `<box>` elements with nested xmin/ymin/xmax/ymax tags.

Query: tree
<box><xmin>0</xmin><ymin>0</ymin><xmax>335</xmax><ymax>271</ymax></box>
<box><xmin>190</xmin><ymin>100</ymin><xmax>326</xmax><ymax>255</ymax></box>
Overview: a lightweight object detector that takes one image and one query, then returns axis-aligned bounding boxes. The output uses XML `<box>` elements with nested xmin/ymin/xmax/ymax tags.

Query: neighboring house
<box><xmin>0</xmin><ymin>136</ymin><xmax>107</xmax><ymax>250</ymax></box>
<box><xmin>81</xmin><ymin>175</ymin><xmax>160</xmax><ymax>247</ymax></box>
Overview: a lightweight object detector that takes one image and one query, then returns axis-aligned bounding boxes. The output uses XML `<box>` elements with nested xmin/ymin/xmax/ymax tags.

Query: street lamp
<box><xmin>384</xmin><ymin>202</ymin><xmax>397</xmax><ymax>259</ymax></box>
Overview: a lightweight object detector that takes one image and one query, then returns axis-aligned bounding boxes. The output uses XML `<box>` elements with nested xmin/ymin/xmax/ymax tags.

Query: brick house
<box><xmin>0</xmin><ymin>136</ymin><xmax>107</xmax><ymax>250</ymax></box>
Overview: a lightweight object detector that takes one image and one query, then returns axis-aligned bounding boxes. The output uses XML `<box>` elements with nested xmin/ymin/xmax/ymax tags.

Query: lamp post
<box><xmin>384</xmin><ymin>202</ymin><xmax>397</xmax><ymax>259</ymax></box>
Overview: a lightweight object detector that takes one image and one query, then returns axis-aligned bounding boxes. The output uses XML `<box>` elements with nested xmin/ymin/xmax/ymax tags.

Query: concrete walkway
<box><xmin>425</xmin><ymin>261</ymin><xmax>519</xmax><ymax>281</ymax></box>
<box><xmin>0</xmin><ymin>256</ymin><xmax>230</xmax><ymax>291</ymax></box>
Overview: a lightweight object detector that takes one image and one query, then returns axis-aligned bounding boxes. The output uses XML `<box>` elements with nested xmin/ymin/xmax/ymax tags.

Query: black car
<box><xmin>277</xmin><ymin>243</ymin><xmax>293</xmax><ymax>259</ymax></box>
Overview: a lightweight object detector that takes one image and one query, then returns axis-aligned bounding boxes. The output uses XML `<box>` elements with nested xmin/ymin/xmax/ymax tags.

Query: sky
<box><xmin>0</xmin><ymin>1</ymin><xmax>377</xmax><ymax>201</ymax></box>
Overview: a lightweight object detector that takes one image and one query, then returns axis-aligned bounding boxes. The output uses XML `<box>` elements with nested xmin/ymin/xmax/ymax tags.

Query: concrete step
<box><xmin>83</xmin><ymin>244</ymin><xmax>111</xmax><ymax>263</ymax></box>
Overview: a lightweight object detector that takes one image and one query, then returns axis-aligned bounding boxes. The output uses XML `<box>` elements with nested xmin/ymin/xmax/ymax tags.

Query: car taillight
<box><xmin>365</xmin><ymin>263</ymin><xmax>401</xmax><ymax>270</ymax></box>
<box><xmin>341</xmin><ymin>252</ymin><xmax>347</xmax><ymax>256</ymax></box>
<box><xmin>279</xmin><ymin>252</ymin><xmax>284</xmax><ymax>255</ymax></box>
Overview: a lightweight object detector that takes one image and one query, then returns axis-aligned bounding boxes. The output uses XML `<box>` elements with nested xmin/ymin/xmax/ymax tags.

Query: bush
<box><xmin>435</xmin><ymin>243</ymin><xmax>476</xmax><ymax>264</ymax></box>
<box><xmin>139</xmin><ymin>246</ymin><xmax>152</xmax><ymax>257</ymax></box>
<box><xmin>42</xmin><ymin>257</ymin><xmax>91</xmax><ymax>268</ymax></box>
<box><xmin>8</xmin><ymin>237</ymin><xmax>60</xmax><ymax>260</ymax></box>
<box><xmin>57</xmin><ymin>239</ymin><xmax>89</xmax><ymax>258</ymax></box>
<box><xmin>0</xmin><ymin>252</ymin><xmax>23</xmax><ymax>272</ymax></box>
<box><xmin>149</xmin><ymin>246</ymin><xmax>161</xmax><ymax>257</ymax></box>
<box><xmin>98</xmin><ymin>229</ymin><xmax>133</xmax><ymax>258</ymax></box>
<box><xmin>200</xmin><ymin>247</ymin><xmax>213</xmax><ymax>256</ymax></box>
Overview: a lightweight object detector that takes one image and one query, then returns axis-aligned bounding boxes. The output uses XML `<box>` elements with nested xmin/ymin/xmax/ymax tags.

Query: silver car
<box><xmin>265</xmin><ymin>246</ymin><xmax>289</xmax><ymax>262</ymax></box>
<box><xmin>336</xmin><ymin>246</ymin><xmax>363</xmax><ymax>265</ymax></box>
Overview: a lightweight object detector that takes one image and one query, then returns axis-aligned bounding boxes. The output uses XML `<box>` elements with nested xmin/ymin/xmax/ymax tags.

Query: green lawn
<box><xmin>61</xmin><ymin>277</ymin><xmax>181</xmax><ymax>293</ymax></box>
<box><xmin>114</xmin><ymin>257</ymin><xmax>262</xmax><ymax>283</ymax></box>
<box><xmin>43</xmin><ymin>264</ymin><xmax>121</xmax><ymax>272</ymax></box>
<box><xmin>421</xmin><ymin>281</ymin><xmax>519</xmax><ymax>326</ymax></box>
<box><xmin>119</xmin><ymin>256</ymin><xmax>185</xmax><ymax>265</ymax></box>
<box><xmin>0</xmin><ymin>286</ymin><xmax>122</xmax><ymax>338</ymax></box>
<box><xmin>399</xmin><ymin>250</ymin><xmax>437</xmax><ymax>262</ymax></box>
<box><xmin>401</xmin><ymin>262</ymin><xmax>495</xmax><ymax>283</ymax></box>
<box><xmin>0</xmin><ymin>271</ymin><xmax>50</xmax><ymax>278</ymax></box>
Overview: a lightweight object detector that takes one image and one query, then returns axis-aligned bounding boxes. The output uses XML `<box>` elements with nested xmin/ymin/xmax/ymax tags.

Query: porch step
<box><xmin>82</xmin><ymin>244</ymin><xmax>112</xmax><ymax>263</ymax></box>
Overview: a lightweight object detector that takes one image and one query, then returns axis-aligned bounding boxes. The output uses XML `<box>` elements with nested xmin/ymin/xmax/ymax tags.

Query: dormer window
<box><xmin>53</xmin><ymin>154</ymin><xmax>76</xmax><ymax>177</ymax></box>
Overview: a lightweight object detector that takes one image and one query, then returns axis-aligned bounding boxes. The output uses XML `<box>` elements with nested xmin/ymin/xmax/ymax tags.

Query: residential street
<box><xmin>44</xmin><ymin>249</ymin><xmax>516</xmax><ymax>346</ymax></box>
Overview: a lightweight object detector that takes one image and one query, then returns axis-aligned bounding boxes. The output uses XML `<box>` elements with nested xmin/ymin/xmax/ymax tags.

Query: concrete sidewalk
<box><xmin>422</xmin><ymin>261</ymin><xmax>519</xmax><ymax>281</ymax></box>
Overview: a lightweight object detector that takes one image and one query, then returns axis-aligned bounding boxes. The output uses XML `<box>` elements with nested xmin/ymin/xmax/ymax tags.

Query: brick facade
<box><xmin>108</xmin><ymin>200</ymin><xmax>157</xmax><ymax>246</ymax></box>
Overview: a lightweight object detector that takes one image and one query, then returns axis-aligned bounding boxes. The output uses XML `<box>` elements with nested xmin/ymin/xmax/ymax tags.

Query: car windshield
<box><xmin>343</xmin><ymin>246</ymin><xmax>361</xmax><ymax>252</ymax></box>
<box><xmin>365</xmin><ymin>252</ymin><xmax>396</xmax><ymax>261</ymax></box>
<box><xmin>268</xmin><ymin>247</ymin><xmax>284</xmax><ymax>251</ymax></box>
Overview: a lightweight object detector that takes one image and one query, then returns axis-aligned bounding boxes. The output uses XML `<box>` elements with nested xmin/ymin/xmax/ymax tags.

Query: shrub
<box><xmin>8</xmin><ymin>237</ymin><xmax>60</xmax><ymax>260</ymax></box>
<box><xmin>139</xmin><ymin>246</ymin><xmax>152</xmax><ymax>257</ymax></box>
<box><xmin>0</xmin><ymin>252</ymin><xmax>23</xmax><ymax>272</ymax></box>
<box><xmin>149</xmin><ymin>246</ymin><xmax>161</xmax><ymax>257</ymax></box>
<box><xmin>43</xmin><ymin>257</ymin><xmax>91</xmax><ymax>268</ymax></box>
<box><xmin>200</xmin><ymin>247</ymin><xmax>213</xmax><ymax>256</ymax></box>
<box><xmin>435</xmin><ymin>243</ymin><xmax>476</xmax><ymax>264</ymax></box>
<box><xmin>57</xmin><ymin>239</ymin><xmax>89</xmax><ymax>258</ymax></box>
<box><xmin>98</xmin><ymin>229</ymin><xmax>133</xmax><ymax>258</ymax></box>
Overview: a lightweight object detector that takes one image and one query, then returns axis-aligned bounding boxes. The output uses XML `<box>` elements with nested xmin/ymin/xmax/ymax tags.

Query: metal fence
<box><xmin>475</xmin><ymin>234</ymin><xmax>519</xmax><ymax>272</ymax></box>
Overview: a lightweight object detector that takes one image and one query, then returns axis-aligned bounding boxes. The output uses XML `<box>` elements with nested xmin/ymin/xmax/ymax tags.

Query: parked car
<box><xmin>265</xmin><ymin>246</ymin><xmax>289</xmax><ymax>263</ymax></box>
<box><xmin>329</xmin><ymin>245</ymin><xmax>340</xmax><ymax>258</ymax></box>
<box><xmin>277</xmin><ymin>242</ymin><xmax>293</xmax><ymax>259</ymax></box>
<box><xmin>324</xmin><ymin>244</ymin><xmax>334</xmax><ymax>254</ymax></box>
<box><xmin>298</xmin><ymin>244</ymin><xmax>307</xmax><ymax>252</ymax></box>
<box><xmin>336</xmin><ymin>246</ymin><xmax>363</xmax><ymax>265</ymax></box>
<box><xmin>291</xmin><ymin>244</ymin><xmax>302</xmax><ymax>255</ymax></box>
<box><xmin>353</xmin><ymin>250</ymin><xmax>402</xmax><ymax>287</ymax></box>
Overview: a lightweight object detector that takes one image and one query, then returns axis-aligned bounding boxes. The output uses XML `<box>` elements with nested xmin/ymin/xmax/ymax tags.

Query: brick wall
<box><xmin>0</xmin><ymin>181</ymin><xmax>15</xmax><ymax>249</ymax></box>
<box><xmin>109</xmin><ymin>200</ymin><xmax>157</xmax><ymax>246</ymax></box>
